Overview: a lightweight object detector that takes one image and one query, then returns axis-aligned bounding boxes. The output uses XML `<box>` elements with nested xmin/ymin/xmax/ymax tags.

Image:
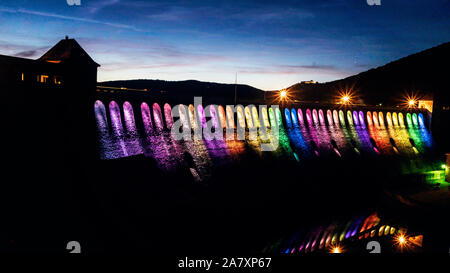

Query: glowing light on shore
<box><xmin>329</xmin><ymin>243</ymin><xmax>344</xmax><ymax>254</ymax></box>
<box><xmin>336</xmin><ymin>87</ymin><xmax>357</xmax><ymax>105</ymax></box>
<box><xmin>394</xmin><ymin>232</ymin><xmax>414</xmax><ymax>252</ymax></box>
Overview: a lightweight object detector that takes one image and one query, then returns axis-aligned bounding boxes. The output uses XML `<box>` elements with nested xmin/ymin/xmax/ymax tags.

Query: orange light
<box><xmin>332</xmin><ymin>247</ymin><xmax>342</xmax><ymax>253</ymax></box>
<box><xmin>394</xmin><ymin>232</ymin><xmax>412</xmax><ymax>252</ymax></box>
<box><xmin>336</xmin><ymin>88</ymin><xmax>356</xmax><ymax>105</ymax></box>
<box><xmin>280</xmin><ymin>90</ymin><xmax>287</xmax><ymax>99</ymax></box>
<box><xmin>401</xmin><ymin>92</ymin><xmax>420</xmax><ymax>109</ymax></box>
<box><xmin>329</xmin><ymin>243</ymin><xmax>344</xmax><ymax>254</ymax></box>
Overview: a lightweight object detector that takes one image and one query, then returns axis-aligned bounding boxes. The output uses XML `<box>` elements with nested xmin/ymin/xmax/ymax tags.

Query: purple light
<box><xmin>358</xmin><ymin>111</ymin><xmax>365</xmax><ymax>127</ymax></box>
<box><xmin>197</xmin><ymin>105</ymin><xmax>207</xmax><ymax>128</ymax></box>
<box><xmin>123</xmin><ymin>101</ymin><xmax>138</xmax><ymax>135</ymax></box>
<box><xmin>318</xmin><ymin>109</ymin><xmax>325</xmax><ymax>125</ymax></box>
<box><xmin>333</xmin><ymin>110</ymin><xmax>339</xmax><ymax>126</ymax></box>
<box><xmin>312</xmin><ymin>109</ymin><xmax>319</xmax><ymax>124</ymax></box>
<box><xmin>109</xmin><ymin>100</ymin><xmax>123</xmax><ymax>136</ymax></box>
<box><xmin>352</xmin><ymin>110</ymin><xmax>359</xmax><ymax>126</ymax></box>
<box><xmin>141</xmin><ymin>102</ymin><xmax>153</xmax><ymax>135</ymax></box>
<box><xmin>297</xmin><ymin>108</ymin><xmax>304</xmax><ymax>124</ymax></box>
<box><xmin>327</xmin><ymin>110</ymin><xmax>333</xmax><ymax>126</ymax></box>
<box><xmin>306</xmin><ymin>109</ymin><xmax>312</xmax><ymax>124</ymax></box>
<box><xmin>152</xmin><ymin>103</ymin><xmax>164</xmax><ymax>131</ymax></box>
<box><xmin>164</xmin><ymin>103</ymin><xmax>173</xmax><ymax>129</ymax></box>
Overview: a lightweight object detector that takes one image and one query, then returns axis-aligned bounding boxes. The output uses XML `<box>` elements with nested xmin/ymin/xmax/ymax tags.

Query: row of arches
<box><xmin>284</xmin><ymin>108</ymin><xmax>426</xmax><ymax>129</ymax></box>
<box><xmin>95</xmin><ymin>100</ymin><xmax>286</xmax><ymax>134</ymax></box>
<box><xmin>280</xmin><ymin>213</ymin><xmax>402</xmax><ymax>254</ymax></box>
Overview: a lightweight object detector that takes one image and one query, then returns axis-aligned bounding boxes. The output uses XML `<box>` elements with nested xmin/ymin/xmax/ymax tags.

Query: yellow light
<box><xmin>336</xmin><ymin>88</ymin><xmax>356</xmax><ymax>105</ymax></box>
<box><xmin>329</xmin><ymin>243</ymin><xmax>344</xmax><ymax>254</ymax></box>
<box><xmin>394</xmin><ymin>232</ymin><xmax>413</xmax><ymax>252</ymax></box>
<box><xmin>332</xmin><ymin>247</ymin><xmax>341</xmax><ymax>253</ymax></box>
<box><xmin>408</xmin><ymin>100</ymin><xmax>416</xmax><ymax>107</ymax></box>
<box><xmin>280</xmin><ymin>90</ymin><xmax>287</xmax><ymax>99</ymax></box>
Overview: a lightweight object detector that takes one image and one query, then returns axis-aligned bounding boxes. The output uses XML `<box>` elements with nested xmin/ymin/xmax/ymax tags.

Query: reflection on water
<box><xmin>95</xmin><ymin>101</ymin><xmax>436</xmax><ymax>179</ymax></box>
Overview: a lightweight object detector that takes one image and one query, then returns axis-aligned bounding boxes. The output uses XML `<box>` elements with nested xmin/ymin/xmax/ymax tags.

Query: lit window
<box><xmin>54</xmin><ymin>76</ymin><xmax>62</xmax><ymax>85</ymax></box>
<box><xmin>37</xmin><ymin>75</ymin><xmax>49</xmax><ymax>83</ymax></box>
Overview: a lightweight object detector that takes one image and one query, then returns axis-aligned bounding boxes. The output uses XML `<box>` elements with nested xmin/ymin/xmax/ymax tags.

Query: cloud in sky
<box><xmin>0</xmin><ymin>0</ymin><xmax>449</xmax><ymax>90</ymax></box>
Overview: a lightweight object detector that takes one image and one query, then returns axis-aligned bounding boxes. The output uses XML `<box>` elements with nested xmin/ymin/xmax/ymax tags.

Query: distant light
<box><xmin>408</xmin><ymin>100</ymin><xmax>416</xmax><ymax>107</ymax></box>
<box><xmin>332</xmin><ymin>247</ymin><xmax>342</xmax><ymax>253</ymax></box>
<box><xmin>394</xmin><ymin>232</ymin><xmax>411</xmax><ymax>251</ymax></box>
<box><xmin>280</xmin><ymin>90</ymin><xmax>287</xmax><ymax>99</ymax></box>
<box><xmin>441</xmin><ymin>164</ymin><xmax>447</xmax><ymax>169</ymax></box>
<box><xmin>342</xmin><ymin>96</ymin><xmax>350</xmax><ymax>103</ymax></box>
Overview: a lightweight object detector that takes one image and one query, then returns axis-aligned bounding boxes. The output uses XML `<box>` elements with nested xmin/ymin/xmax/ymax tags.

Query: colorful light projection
<box><xmin>284</xmin><ymin>108</ymin><xmax>292</xmax><ymax>128</ymax></box>
<box><xmin>366</xmin><ymin>111</ymin><xmax>373</xmax><ymax>127</ymax></box>
<box><xmin>392</xmin><ymin>112</ymin><xmax>399</xmax><ymax>126</ymax></box>
<box><xmin>94</xmin><ymin>100</ymin><xmax>108</xmax><ymax>134</ymax></box>
<box><xmin>197</xmin><ymin>105</ymin><xmax>207</xmax><ymax>128</ymax></box>
<box><xmin>141</xmin><ymin>102</ymin><xmax>153</xmax><ymax>135</ymax></box>
<box><xmin>209</xmin><ymin>105</ymin><xmax>220</xmax><ymax>129</ymax></box>
<box><xmin>333</xmin><ymin>110</ymin><xmax>340</xmax><ymax>126</ymax></box>
<box><xmin>188</xmin><ymin>104</ymin><xmax>198</xmax><ymax>130</ymax></box>
<box><xmin>378</xmin><ymin>112</ymin><xmax>385</xmax><ymax>127</ymax></box>
<box><xmin>236</xmin><ymin>106</ymin><xmax>246</xmax><ymax>129</ymax></box>
<box><xmin>291</xmin><ymin>108</ymin><xmax>298</xmax><ymax>127</ymax></box>
<box><xmin>268</xmin><ymin>108</ymin><xmax>276</xmax><ymax>128</ymax></box>
<box><xmin>153</xmin><ymin>103</ymin><xmax>164</xmax><ymax>131</ymax></box>
<box><xmin>346</xmin><ymin>110</ymin><xmax>353</xmax><ymax>126</ymax></box>
<box><xmin>312</xmin><ymin>109</ymin><xmax>319</xmax><ymax>125</ymax></box>
<box><xmin>318</xmin><ymin>109</ymin><xmax>325</xmax><ymax>125</ymax></box>
<box><xmin>251</xmin><ymin>106</ymin><xmax>261</xmax><ymax>128</ymax></box>
<box><xmin>261</xmin><ymin>107</ymin><xmax>270</xmax><ymax>128</ymax></box>
<box><xmin>352</xmin><ymin>110</ymin><xmax>359</xmax><ymax>126</ymax></box>
<box><xmin>96</xmin><ymin>100</ymin><xmax>434</xmax><ymax>168</ymax></box>
<box><xmin>306</xmin><ymin>109</ymin><xmax>312</xmax><ymax>125</ymax></box>
<box><xmin>326</xmin><ymin>110</ymin><xmax>333</xmax><ymax>126</ymax></box>
<box><xmin>406</xmin><ymin>113</ymin><xmax>413</xmax><ymax>127</ymax></box>
<box><xmin>226</xmin><ymin>105</ymin><xmax>235</xmax><ymax>129</ymax></box>
<box><xmin>178</xmin><ymin>104</ymin><xmax>190</xmax><ymax>132</ymax></box>
<box><xmin>109</xmin><ymin>101</ymin><xmax>124</xmax><ymax>136</ymax></box>
<box><xmin>338</xmin><ymin>110</ymin><xmax>346</xmax><ymax>127</ymax></box>
<box><xmin>398</xmin><ymin>113</ymin><xmax>405</xmax><ymax>127</ymax></box>
<box><xmin>412</xmin><ymin>113</ymin><xmax>418</xmax><ymax>127</ymax></box>
<box><xmin>162</xmin><ymin>103</ymin><xmax>173</xmax><ymax>129</ymax></box>
<box><xmin>217</xmin><ymin>105</ymin><xmax>227</xmax><ymax>129</ymax></box>
<box><xmin>358</xmin><ymin>111</ymin><xmax>365</xmax><ymax>127</ymax></box>
<box><xmin>372</xmin><ymin>111</ymin><xmax>379</xmax><ymax>127</ymax></box>
<box><xmin>297</xmin><ymin>109</ymin><xmax>304</xmax><ymax>124</ymax></box>
<box><xmin>123</xmin><ymin>101</ymin><xmax>138</xmax><ymax>136</ymax></box>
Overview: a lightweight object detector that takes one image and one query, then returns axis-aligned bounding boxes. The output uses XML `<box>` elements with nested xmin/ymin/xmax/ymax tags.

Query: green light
<box><xmin>442</xmin><ymin>164</ymin><xmax>447</xmax><ymax>169</ymax></box>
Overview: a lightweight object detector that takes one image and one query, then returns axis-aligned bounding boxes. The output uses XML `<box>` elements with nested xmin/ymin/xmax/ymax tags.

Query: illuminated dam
<box><xmin>94</xmin><ymin>100</ymin><xmax>436</xmax><ymax>177</ymax></box>
<box><xmin>92</xmin><ymin>100</ymin><xmax>446</xmax><ymax>253</ymax></box>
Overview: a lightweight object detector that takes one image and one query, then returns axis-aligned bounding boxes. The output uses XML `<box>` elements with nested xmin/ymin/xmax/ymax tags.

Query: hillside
<box><xmin>99</xmin><ymin>79</ymin><xmax>266</xmax><ymax>105</ymax></box>
<box><xmin>285</xmin><ymin>42</ymin><xmax>450</xmax><ymax>106</ymax></box>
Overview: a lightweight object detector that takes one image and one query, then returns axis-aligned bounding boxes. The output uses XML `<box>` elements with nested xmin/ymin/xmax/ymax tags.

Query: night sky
<box><xmin>0</xmin><ymin>0</ymin><xmax>449</xmax><ymax>90</ymax></box>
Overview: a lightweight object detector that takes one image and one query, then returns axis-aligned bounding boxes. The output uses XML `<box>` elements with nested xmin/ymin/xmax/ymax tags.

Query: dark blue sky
<box><xmin>0</xmin><ymin>0</ymin><xmax>449</xmax><ymax>89</ymax></box>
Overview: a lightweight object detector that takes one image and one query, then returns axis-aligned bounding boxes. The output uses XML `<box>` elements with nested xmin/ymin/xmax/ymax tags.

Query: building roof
<box><xmin>38</xmin><ymin>37</ymin><xmax>100</xmax><ymax>67</ymax></box>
